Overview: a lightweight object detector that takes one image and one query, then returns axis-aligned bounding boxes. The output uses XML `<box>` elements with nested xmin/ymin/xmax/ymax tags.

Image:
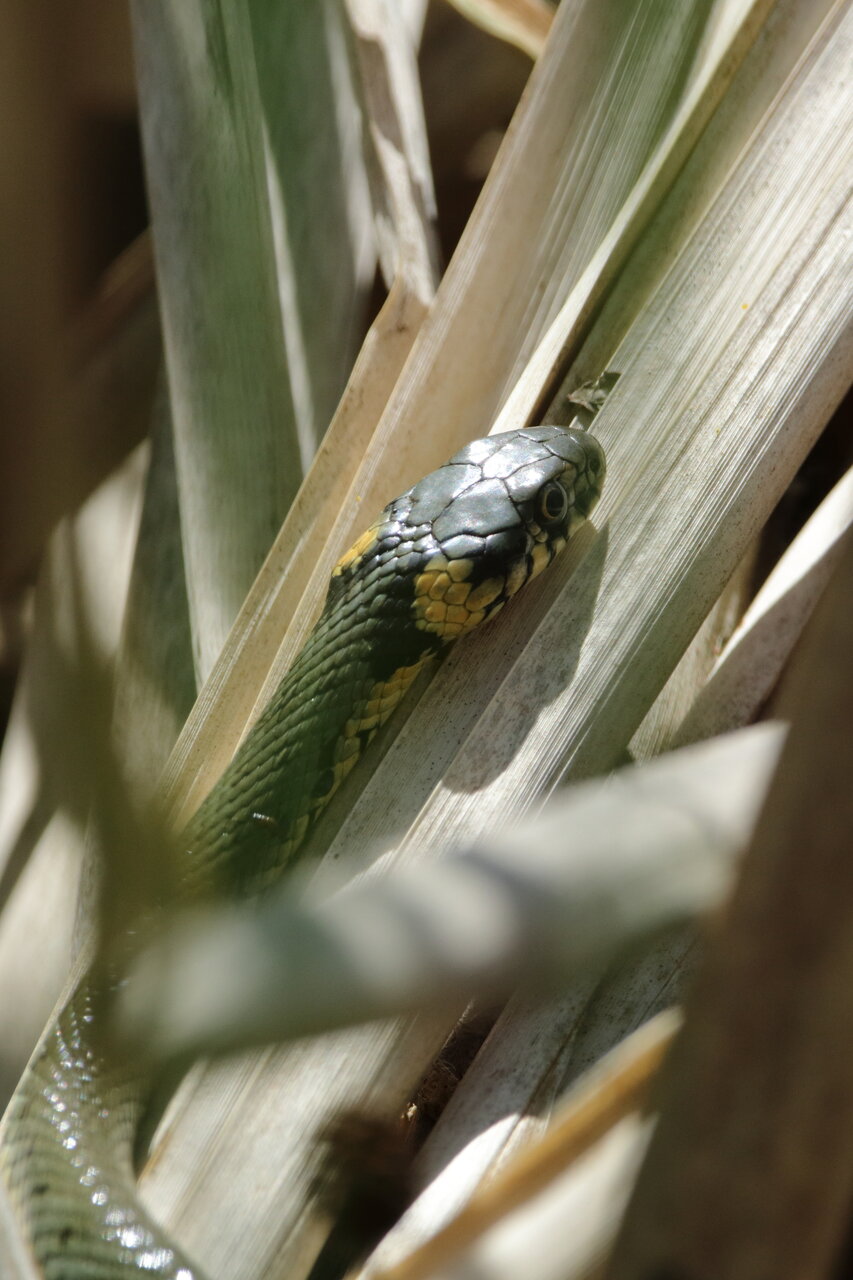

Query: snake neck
<box><xmin>178</xmin><ymin>589</ymin><xmax>441</xmax><ymax>901</ymax></box>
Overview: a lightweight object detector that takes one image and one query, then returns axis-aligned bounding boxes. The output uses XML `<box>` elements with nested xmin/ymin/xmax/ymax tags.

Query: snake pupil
<box><xmin>538</xmin><ymin>481</ymin><xmax>569</xmax><ymax>523</ymax></box>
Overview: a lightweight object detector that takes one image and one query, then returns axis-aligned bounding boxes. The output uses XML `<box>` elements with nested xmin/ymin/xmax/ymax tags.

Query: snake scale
<box><xmin>1</xmin><ymin>425</ymin><xmax>605</xmax><ymax>1279</ymax></box>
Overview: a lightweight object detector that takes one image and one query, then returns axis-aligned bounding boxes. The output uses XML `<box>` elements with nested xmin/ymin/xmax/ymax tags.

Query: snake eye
<box><xmin>537</xmin><ymin>481</ymin><xmax>569</xmax><ymax>524</ymax></box>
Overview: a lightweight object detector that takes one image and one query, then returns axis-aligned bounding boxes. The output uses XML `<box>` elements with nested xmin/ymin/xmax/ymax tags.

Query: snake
<box><xmin>1</xmin><ymin>424</ymin><xmax>605</xmax><ymax>1280</ymax></box>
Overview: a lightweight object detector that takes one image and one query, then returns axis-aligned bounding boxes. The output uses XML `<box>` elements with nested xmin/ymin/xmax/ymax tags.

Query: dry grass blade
<box><xmin>495</xmin><ymin>0</ymin><xmax>779</xmax><ymax>428</ymax></box>
<box><xmin>0</xmin><ymin>3</ymin><xmax>841</xmax><ymax>1279</ymax></box>
<box><xmin>291</xmin><ymin>7</ymin><xmax>851</xmax><ymax>1274</ymax></box>
<box><xmin>346</xmin><ymin>0</ymin><xmax>439</xmax><ymax>291</ymax></box>
<box><xmin>628</xmin><ymin>554</ymin><xmax>756</xmax><ymax>759</ymax></box>
<box><xmin>366</xmin><ymin>1011</ymin><xmax>679</xmax><ymax>1280</ymax></box>
<box><xmin>675</xmin><ymin>462</ymin><xmax>853</xmax><ymax>745</ymax></box>
<box><xmin>444</xmin><ymin>0</ymin><xmax>554</xmax><ymax>59</ymax></box>
<box><xmin>0</xmin><ymin>455</ymin><xmax>147</xmax><ymax>1102</ymax></box>
<box><xmin>130</xmin><ymin>2</ymin><xmax>306</xmax><ymax>680</ymax></box>
<box><xmin>607</xmin><ymin>543</ymin><xmax>853</xmax><ymax>1277</ymax></box>
<box><xmin>406</xmin><ymin>0</ymin><xmax>853</xmax><ymax>1192</ymax></box>
<box><xmin>159</xmin><ymin>0</ymin><xmax>437</xmax><ymax>826</ymax></box>
<box><xmin>114</xmin><ymin>724</ymin><xmax>782</xmax><ymax>1063</ymax></box>
<box><xmin>111</xmin><ymin>394</ymin><xmax>197</xmax><ymax>803</ymax></box>
<box><xmin>398</xmin><ymin>1119</ymin><xmax>654</xmax><ymax>1280</ymax></box>
<box><xmin>228</xmin><ymin>0</ymin><xmax>721</xmax><ymax>751</ymax></box>
<box><xmin>158</xmin><ymin>0</ymin><xmax>716</xmax><ymax>831</ymax></box>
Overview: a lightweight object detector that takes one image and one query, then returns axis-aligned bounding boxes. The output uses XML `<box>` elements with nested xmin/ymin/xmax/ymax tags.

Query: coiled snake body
<box><xmin>1</xmin><ymin>425</ymin><xmax>605</xmax><ymax>1279</ymax></box>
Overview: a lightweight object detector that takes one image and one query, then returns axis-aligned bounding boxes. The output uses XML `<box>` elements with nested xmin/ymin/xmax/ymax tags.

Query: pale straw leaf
<box><xmin>116</xmin><ymin>725</ymin><xmax>782</xmax><ymax>1063</ymax></box>
<box><xmin>0</xmin><ymin>453</ymin><xmax>146</xmax><ymax>1100</ymax></box>
<box><xmin>675</xmin><ymin>463</ymin><xmax>853</xmax><ymax>745</ymax></box>
<box><xmin>161</xmin><ymin>0</ymin><xmax>439</xmax><ymax>827</ymax></box>
<box><xmin>444</xmin><ymin>0</ymin><xmax>554</xmax><ymax>60</ymax></box>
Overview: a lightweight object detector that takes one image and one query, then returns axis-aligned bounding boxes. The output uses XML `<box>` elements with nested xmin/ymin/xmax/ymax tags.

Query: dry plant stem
<box><xmin>359</xmin><ymin>1010</ymin><xmax>657</xmax><ymax>1280</ymax></box>
<box><xmin>115</xmin><ymin>724</ymin><xmax>783</xmax><ymax>1062</ymax></box>
<box><xmin>160</xmin><ymin>0</ymin><xmax>723</xmax><ymax>822</ymax></box>
<box><xmin>496</xmin><ymin>0</ymin><xmax>777</xmax><ymax>431</ymax></box>
<box><xmin>368</xmin><ymin>1012</ymin><xmax>679</xmax><ymax>1280</ymax></box>
<box><xmin>161</xmin><ymin>2</ymin><xmax>437</xmax><ymax>826</ymax></box>
<box><xmin>131</xmin><ymin>0</ymin><xmax>303</xmax><ymax>681</ymax></box>
<box><xmin>0</xmin><ymin>455</ymin><xmax>147</xmax><ymax>1101</ymax></box>
<box><xmin>445</xmin><ymin>0</ymin><xmax>554</xmax><ymax>59</ymax></box>
<box><xmin>346</xmin><ymin>0</ymin><xmax>440</xmax><ymax>290</ymax></box>
<box><xmin>111</xmin><ymin>395</ymin><xmax>196</xmax><ymax>804</ymax></box>
<box><xmin>415</xmin><ymin>1118</ymin><xmax>649</xmax><ymax>1280</ymax></box>
<box><xmin>674</xmin><ymin>462</ymin><xmax>853</xmax><ymax>746</ymax></box>
<box><xmin>221</xmin><ymin>0</ymin><xmax>721</xmax><ymax>764</ymax></box>
<box><xmin>608</xmin><ymin>530</ymin><xmax>853</xmax><ymax>1279</ymax></box>
<box><xmin>340</xmin><ymin>10</ymin><xmax>853</xmax><ymax>1275</ymax></box>
<box><xmin>629</xmin><ymin>551</ymin><xmax>756</xmax><ymax>759</ymax></box>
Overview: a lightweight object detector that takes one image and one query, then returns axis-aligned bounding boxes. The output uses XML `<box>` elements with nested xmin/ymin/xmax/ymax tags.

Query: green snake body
<box><xmin>1</xmin><ymin>426</ymin><xmax>605</xmax><ymax>1279</ymax></box>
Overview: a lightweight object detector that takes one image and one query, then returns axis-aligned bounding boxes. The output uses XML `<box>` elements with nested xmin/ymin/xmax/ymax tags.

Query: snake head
<box><xmin>329</xmin><ymin>426</ymin><xmax>605</xmax><ymax>647</ymax></box>
<box><xmin>402</xmin><ymin>425</ymin><xmax>605</xmax><ymax>641</ymax></box>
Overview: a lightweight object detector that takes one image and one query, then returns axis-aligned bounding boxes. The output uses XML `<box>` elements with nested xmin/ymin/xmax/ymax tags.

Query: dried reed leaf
<box><xmin>111</xmin><ymin>394</ymin><xmax>197</xmax><ymax>801</ymax></box>
<box><xmin>628</xmin><ymin>551</ymin><xmax>756</xmax><ymax>759</ymax></box>
<box><xmin>160</xmin><ymin>0</ymin><xmax>438</xmax><ymax>826</ymax></box>
<box><xmin>444</xmin><ymin>0</ymin><xmax>554</xmax><ymax>60</ymax></box>
<box><xmin>675</xmin><ymin>462</ymin><xmax>853</xmax><ymax>745</ymax></box>
<box><xmin>365</xmin><ymin>1012</ymin><xmax>678</xmax><ymax>1280</ymax></box>
<box><xmin>404</xmin><ymin>1117</ymin><xmax>651</xmax><ymax>1280</ymax></box>
<box><xmin>607</xmin><ymin>514</ymin><xmax>853</xmax><ymax>1279</ymax></box>
<box><xmin>0</xmin><ymin>453</ymin><xmax>146</xmax><ymax>1100</ymax></box>
<box><xmin>407</xmin><ymin>9</ymin><xmax>853</xmax><ymax>1242</ymax></box>
<box><xmin>2</xmin><ymin>1</ymin><xmax>840</xmax><ymax>1277</ymax></box>
<box><xmin>130</xmin><ymin>2</ymin><xmax>355</xmax><ymax>679</ymax></box>
<box><xmin>116</xmin><ymin>725</ymin><xmax>782</xmax><ymax>1063</ymax></box>
<box><xmin>158</xmin><ymin>0</ymin><xmax>712</xmax><ymax>829</ymax></box>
